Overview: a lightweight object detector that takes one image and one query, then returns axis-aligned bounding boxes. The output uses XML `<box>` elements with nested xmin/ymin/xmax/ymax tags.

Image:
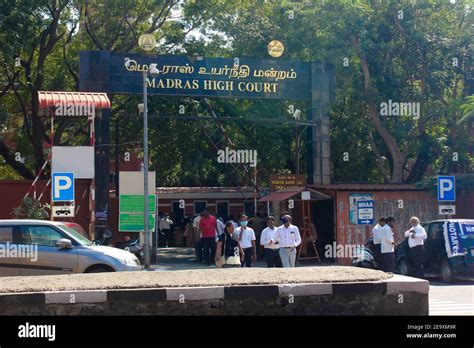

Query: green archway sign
<box><xmin>79</xmin><ymin>51</ymin><xmax>334</xmax><ymax>224</ymax></box>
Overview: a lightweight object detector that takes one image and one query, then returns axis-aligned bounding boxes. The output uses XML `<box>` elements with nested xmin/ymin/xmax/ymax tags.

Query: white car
<box><xmin>0</xmin><ymin>219</ymin><xmax>142</xmax><ymax>276</ymax></box>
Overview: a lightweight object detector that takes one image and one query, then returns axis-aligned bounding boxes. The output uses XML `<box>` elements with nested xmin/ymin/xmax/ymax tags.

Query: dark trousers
<box><xmin>195</xmin><ymin>239</ymin><xmax>203</xmax><ymax>262</ymax></box>
<box><xmin>264</xmin><ymin>248</ymin><xmax>282</xmax><ymax>267</ymax></box>
<box><xmin>201</xmin><ymin>237</ymin><xmax>216</xmax><ymax>265</ymax></box>
<box><xmin>241</xmin><ymin>247</ymin><xmax>253</xmax><ymax>267</ymax></box>
<box><xmin>409</xmin><ymin>245</ymin><xmax>424</xmax><ymax>278</ymax></box>
<box><xmin>380</xmin><ymin>252</ymin><xmax>395</xmax><ymax>273</ymax></box>
<box><xmin>162</xmin><ymin>229</ymin><xmax>171</xmax><ymax>246</ymax></box>
<box><xmin>373</xmin><ymin>244</ymin><xmax>381</xmax><ymax>266</ymax></box>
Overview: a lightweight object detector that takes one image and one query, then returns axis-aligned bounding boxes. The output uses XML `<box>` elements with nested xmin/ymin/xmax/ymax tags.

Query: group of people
<box><xmin>192</xmin><ymin>210</ymin><xmax>302</xmax><ymax>268</ymax></box>
<box><xmin>371</xmin><ymin>215</ymin><xmax>427</xmax><ymax>278</ymax></box>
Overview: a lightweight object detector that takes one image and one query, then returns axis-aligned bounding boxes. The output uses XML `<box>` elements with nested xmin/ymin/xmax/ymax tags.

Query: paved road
<box><xmin>429</xmin><ymin>279</ymin><xmax>474</xmax><ymax>316</ymax></box>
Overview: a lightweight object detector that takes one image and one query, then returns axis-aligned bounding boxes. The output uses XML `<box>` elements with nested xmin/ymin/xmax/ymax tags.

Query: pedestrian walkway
<box><xmin>429</xmin><ymin>299</ymin><xmax>474</xmax><ymax>316</ymax></box>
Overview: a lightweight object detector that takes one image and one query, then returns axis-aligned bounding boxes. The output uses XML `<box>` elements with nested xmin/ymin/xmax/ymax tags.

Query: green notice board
<box><xmin>119</xmin><ymin>195</ymin><xmax>156</xmax><ymax>213</ymax></box>
<box><xmin>119</xmin><ymin>194</ymin><xmax>156</xmax><ymax>232</ymax></box>
<box><xmin>119</xmin><ymin>213</ymin><xmax>155</xmax><ymax>232</ymax></box>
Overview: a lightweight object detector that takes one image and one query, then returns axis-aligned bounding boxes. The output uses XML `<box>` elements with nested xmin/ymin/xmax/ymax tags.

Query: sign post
<box><xmin>357</xmin><ymin>200</ymin><xmax>374</xmax><ymax>225</ymax></box>
<box><xmin>437</xmin><ymin>175</ymin><xmax>456</xmax><ymax>216</ymax></box>
<box><xmin>51</xmin><ymin>172</ymin><xmax>75</xmax><ymax>221</ymax></box>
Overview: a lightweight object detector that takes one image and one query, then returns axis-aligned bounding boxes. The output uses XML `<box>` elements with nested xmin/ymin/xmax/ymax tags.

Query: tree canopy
<box><xmin>0</xmin><ymin>0</ymin><xmax>472</xmax><ymax>186</ymax></box>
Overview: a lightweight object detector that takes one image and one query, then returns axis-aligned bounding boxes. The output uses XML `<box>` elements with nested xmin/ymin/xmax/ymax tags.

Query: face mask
<box><xmin>282</xmin><ymin>218</ymin><xmax>289</xmax><ymax>224</ymax></box>
<box><xmin>240</xmin><ymin>221</ymin><xmax>248</xmax><ymax>227</ymax></box>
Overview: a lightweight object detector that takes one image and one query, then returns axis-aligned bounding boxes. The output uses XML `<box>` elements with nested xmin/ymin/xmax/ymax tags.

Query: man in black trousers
<box><xmin>404</xmin><ymin>216</ymin><xmax>427</xmax><ymax>278</ymax></box>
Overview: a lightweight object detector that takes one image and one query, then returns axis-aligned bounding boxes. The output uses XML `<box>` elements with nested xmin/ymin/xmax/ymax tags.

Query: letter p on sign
<box><xmin>437</xmin><ymin>175</ymin><xmax>455</xmax><ymax>202</ymax></box>
<box><xmin>52</xmin><ymin>172</ymin><xmax>75</xmax><ymax>202</ymax></box>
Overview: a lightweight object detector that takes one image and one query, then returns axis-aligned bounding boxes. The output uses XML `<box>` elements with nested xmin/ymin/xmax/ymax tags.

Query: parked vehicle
<box><xmin>396</xmin><ymin>219</ymin><xmax>474</xmax><ymax>282</ymax></box>
<box><xmin>115</xmin><ymin>237</ymin><xmax>145</xmax><ymax>264</ymax></box>
<box><xmin>0</xmin><ymin>219</ymin><xmax>142</xmax><ymax>276</ymax></box>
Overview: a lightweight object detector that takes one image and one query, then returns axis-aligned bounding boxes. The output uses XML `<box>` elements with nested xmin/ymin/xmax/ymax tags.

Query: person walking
<box><xmin>235</xmin><ymin>214</ymin><xmax>257</xmax><ymax>267</ymax></box>
<box><xmin>216</xmin><ymin>216</ymin><xmax>225</xmax><ymax>237</ymax></box>
<box><xmin>199</xmin><ymin>209</ymin><xmax>217</xmax><ymax>265</ymax></box>
<box><xmin>404</xmin><ymin>216</ymin><xmax>427</xmax><ymax>278</ymax></box>
<box><xmin>193</xmin><ymin>212</ymin><xmax>203</xmax><ymax>263</ymax></box>
<box><xmin>215</xmin><ymin>221</ymin><xmax>244</xmax><ymax>268</ymax></box>
<box><xmin>182</xmin><ymin>214</ymin><xmax>192</xmax><ymax>247</ymax></box>
<box><xmin>273</xmin><ymin>215</ymin><xmax>301</xmax><ymax>268</ymax></box>
<box><xmin>260</xmin><ymin>216</ymin><xmax>282</xmax><ymax>267</ymax></box>
<box><xmin>159</xmin><ymin>214</ymin><xmax>173</xmax><ymax>248</ymax></box>
<box><xmin>379</xmin><ymin>216</ymin><xmax>396</xmax><ymax>272</ymax></box>
<box><xmin>250</xmin><ymin>212</ymin><xmax>266</xmax><ymax>259</ymax></box>
<box><xmin>372</xmin><ymin>217</ymin><xmax>386</xmax><ymax>267</ymax></box>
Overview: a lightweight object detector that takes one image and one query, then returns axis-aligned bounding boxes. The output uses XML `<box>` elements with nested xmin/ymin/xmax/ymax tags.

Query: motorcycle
<box><xmin>116</xmin><ymin>238</ymin><xmax>145</xmax><ymax>264</ymax></box>
<box><xmin>351</xmin><ymin>237</ymin><xmax>378</xmax><ymax>269</ymax></box>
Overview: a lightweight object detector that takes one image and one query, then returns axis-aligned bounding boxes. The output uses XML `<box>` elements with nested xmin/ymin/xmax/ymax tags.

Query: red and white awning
<box><xmin>38</xmin><ymin>91</ymin><xmax>110</xmax><ymax>109</ymax></box>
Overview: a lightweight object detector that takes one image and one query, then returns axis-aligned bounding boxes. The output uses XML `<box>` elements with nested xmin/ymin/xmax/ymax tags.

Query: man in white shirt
<box><xmin>216</xmin><ymin>217</ymin><xmax>225</xmax><ymax>238</ymax></box>
<box><xmin>159</xmin><ymin>214</ymin><xmax>173</xmax><ymax>248</ymax></box>
<box><xmin>260</xmin><ymin>216</ymin><xmax>282</xmax><ymax>267</ymax></box>
<box><xmin>234</xmin><ymin>214</ymin><xmax>256</xmax><ymax>267</ymax></box>
<box><xmin>404</xmin><ymin>216</ymin><xmax>427</xmax><ymax>278</ymax></box>
<box><xmin>193</xmin><ymin>212</ymin><xmax>203</xmax><ymax>263</ymax></box>
<box><xmin>379</xmin><ymin>216</ymin><xmax>396</xmax><ymax>272</ymax></box>
<box><xmin>272</xmin><ymin>215</ymin><xmax>301</xmax><ymax>267</ymax></box>
<box><xmin>371</xmin><ymin>217</ymin><xmax>386</xmax><ymax>265</ymax></box>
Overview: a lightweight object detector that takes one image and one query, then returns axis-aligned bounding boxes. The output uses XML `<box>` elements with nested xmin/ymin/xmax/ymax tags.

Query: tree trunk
<box><xmin>352</xmin><ymin>35</ymin><xmax>407</xmax><ymax>183</ymax></box>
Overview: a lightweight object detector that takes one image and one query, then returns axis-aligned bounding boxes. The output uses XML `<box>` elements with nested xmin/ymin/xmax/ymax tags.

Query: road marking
<box><xmin>430</xmin><ymin>299</ymin><xmax>474</xmax><ymax>316</ymax></box>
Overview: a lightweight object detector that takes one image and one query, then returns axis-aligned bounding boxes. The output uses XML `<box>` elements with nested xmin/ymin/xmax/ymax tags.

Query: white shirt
<box><xmin>372</xmin><ymin>223</ymin><xmax>383</xmax><ymax>244</ymax></box>
<box><xmin>260</xmin><ymin>226</ymin><xmax>279</xmax><ymax>249</ymax></box>
<box><xmin>380</xmin><ymin>225</ymin><xmax>394</xmax><ymax>253</ymax></box>
<box><xmin>404</xmin><ymin>224</ymin><xmax>427</xmax><ymax>248</ymax></box>
<box><xmin>273</xmin><ymin>224</ymin><xmax>301</xmax><ymax>248</ymax></box>
<box><xmin>160</xmin><ymin>218</ymin><xmax>173</xmax><ymax>230</ymax></box>
<box><xmin>193</xmin><ymin>216</ymin><xmax>201</xmax><ymax>228</ymax></box>
<box><xmin>235</xmin><ymin>226</ymin><xmax>256</xmax><ymax>249</ymax></box>
<box><xmin>216</xmin><ymin>219</ymin><xmax>225</xmax><ymax>236</ymax></box>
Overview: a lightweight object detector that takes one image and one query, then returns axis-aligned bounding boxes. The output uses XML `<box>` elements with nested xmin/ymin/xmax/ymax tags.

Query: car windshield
<box><xmin>69</xmin><ymin>224</ymin><xmax>88</xmax><ymax>238</ymax></box>
<box><xmin>57</xmin><ymin>223</ymin><xmax>93</xmax><ymax>246</ymax></box>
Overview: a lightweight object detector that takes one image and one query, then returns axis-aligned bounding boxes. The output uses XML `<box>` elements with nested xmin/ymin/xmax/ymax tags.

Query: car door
<box><xmin>19</xmin><ymin>225</ymin><xmax>78</xmax><ymax>276</ymax></box>
<box><xmin>0</xmin><ymin>225</ymin><xmax>21</xmax><ymax>276</ymax></box>
<box><xmin>429</xmin><ymin>222</ymin><xmax>446</xmax><ymax>269</ymax></box>
<box><xmin>421</xmin><ymin>223</ymin><xmax>431</xmax><ymax>270</ymax></box>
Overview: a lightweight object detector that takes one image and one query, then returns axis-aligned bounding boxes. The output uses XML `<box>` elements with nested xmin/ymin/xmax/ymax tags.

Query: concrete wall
<box><xmin>0</xmin><ymin>275</ymin><xmax>428</xmax><ymax>316</ymax></box>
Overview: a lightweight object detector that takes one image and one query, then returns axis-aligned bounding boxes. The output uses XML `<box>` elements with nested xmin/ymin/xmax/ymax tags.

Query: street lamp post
<box><xmin>142</xmin><ymin>64</ymin><xmax>159</xmax><ymax>269</ymax></box>
<box><xmin>143</xmin><ymin>69</ymin><xmax>150</xmax><ymax>269</ymax></box>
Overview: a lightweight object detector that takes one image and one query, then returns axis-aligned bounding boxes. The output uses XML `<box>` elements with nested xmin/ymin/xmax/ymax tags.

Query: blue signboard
<box><xmin>357</xmin><ymin>200</ymin><xmax>374</xmax><ymax>225</ymax></box>
<box><xmin>79</xmin><ymin>51</ymin><xmax>312</xmax><ymax>100</ymax></box>
<box><xmin>52</xmin><ymin>172</ymin><xmax>75</xmax><ymax>202</ymax></box>
<box><xmin>437</xmin><ymin>175</ymin><xmax>456</xmax><ymax>202</ymax></box>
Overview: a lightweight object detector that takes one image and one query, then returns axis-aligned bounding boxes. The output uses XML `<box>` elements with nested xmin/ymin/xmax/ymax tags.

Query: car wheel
<box><xmin>440</xmin><ymin>260</ymin><xmax>453</xmax><ymax>283</ymax></box>
<box><xmin>398</xmin><ymin>258</ymin><xmax>409</xmax><ymax>276</ymax></box>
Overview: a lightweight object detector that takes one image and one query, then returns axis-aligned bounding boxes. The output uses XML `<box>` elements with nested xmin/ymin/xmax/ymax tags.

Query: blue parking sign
<box><xmin>52</xmin><ymin>172</ymin><xmax>75</xmax><ymax>202</ymax></box>
<box><xmin>437</xmin><ymin>176</ymin><xmax>455</xmax><ymax>202</ymax></box>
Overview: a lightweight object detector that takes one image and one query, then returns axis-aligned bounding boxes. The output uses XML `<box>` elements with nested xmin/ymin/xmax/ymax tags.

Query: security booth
<box><xmin>36</xmin><ymin>91</ymin><xmax>111</xmax><ymax>239</ymax></box>
<box><xmin>259</xmin><ymin>186</ymin><xmax>332</xmax><ymax>261</ymax></box>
